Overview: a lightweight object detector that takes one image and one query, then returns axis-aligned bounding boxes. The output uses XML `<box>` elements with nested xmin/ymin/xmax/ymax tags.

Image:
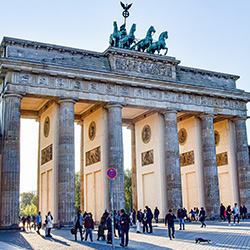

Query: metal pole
<box><xmin>111</xmin><ymin>179</ymin><xmax>115</xmax><ymax>250</ymax></box>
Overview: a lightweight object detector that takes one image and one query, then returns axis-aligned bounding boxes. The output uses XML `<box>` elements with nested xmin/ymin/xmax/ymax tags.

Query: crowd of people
<box><xmin>18</xmin><ymin>203</ymin><xmax>248</xmax><ymax>245</ymax></box>
<box><xmin>220</xmin><ymin>203</ymin><xmax>248</xmax><ymax>225</ymax></box>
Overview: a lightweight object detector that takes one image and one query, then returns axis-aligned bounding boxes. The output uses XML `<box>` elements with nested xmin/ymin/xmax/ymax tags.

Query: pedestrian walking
<box><xmin>242</xmin><ymin>205</ymin><xmax>247</xmax><ymax>220</ymax></box>
<box><xmin>227</xmin><ymin>205</ymin><xmax>232</xmax><ymax>226</ymax></box>
<box><xmin>233</xmin><ymin>203</ymin><xmax>240</xmax><ymax>224</ymax></box>
<box><xmin>84</xmin><ymin>213</ymin><xmax>94</xmax><ymax>242</ymax></box>
<box><xmin>146</xmin><ymin>206</ymin><xmax>153</xmax><ymax>233</ymax></box>
<box><xmin>46</xmin><ymin>211</ymin><xmax>53</xmax><ymax>237</ymax></box>
<box><xmin>132</xmin><ymin>209</ymin><xmax>136</xmax><ymax>225</ymax></box>
<box><xmin>73</xmin><ymin>210</ymin><xmax>84</xmax><ymax>241</ymax></box>
<box><xmin>165</xmin><ymin>209</ymin><xmax>176</xmax><ymax>240</ymax></box>
<box><xmin>115</xmin><ymin>210</ymin><xmax>121</xmax><ymax>237</ymax></box>
<box><xmin>21</xmin><ymin>215</ymin><xmax>26</xmax><ymax>231</ymax></box>
<box><xmin>240</xmin><ymin>206</ymin><xmax>243</xmax><ymax>220</ymax></box>
<box><xmin>26</xmin><ymin>214</ymin><xmax>31</xmax><ymax>231</ymax></box>
<box><xmin>177</xmin><ymin>205</ymin><xmax>185</xmax><ymax>230</ymax></box>
<box><xmin>136</xmin><ymin>209</ymin><xmax>142</xmax><ymax>233</ymax></box>
<box><xmin>154</xmin><ymin>207</ymin><xmax>160</xmax><ymax>223</ymax></box>
<box><xmin>142</xmin><ymin>209</ymin><xmax>148</xmax><ymax>233</ymax></box>
<box><xmin>106</xmin><ymin>213</ymin><xmax>112</xmax><ymax>244</ymax></box>
<box><xmin>220</xmin><ymin>203</ymin><xmax>226</xmax><ymax>221</ymax></box>
<box><xmin>36</xmin><ymin>211</ymin><xmax>42</xmax><ymax>235</ymax></box>
<box><xmin>120</xmin><ymin>209</ymin><xmax>130</xmax><ymax>248</ymax></box>
<box><xmin>199</xmin><ymin>207</ymin><xmax>206</xmax><ymax>228</ymax></box>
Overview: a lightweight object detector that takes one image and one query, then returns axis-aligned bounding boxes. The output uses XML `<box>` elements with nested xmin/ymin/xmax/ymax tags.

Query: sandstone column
<box><xmin>107</xmin><ymin>103</ymin><xmax>125</xmax><ymax>210</ymax></box>
<box><xmin>200</xmin><ymin>114</ymin><xmax>220</xmax><ymax>219</ymax></box>
<box><xmin>58</xmin><ymin>99</ymin><xmax>75</xmax><ymax>225</ymax></box>
<box><xmin>234</xmin><ymin>118</ymin><xmax>250</xmax><ymax>208</ymax></box>
<box><xmin>163</xmin><ymin>110</ymin><xmax>182</xmax><ymax>211</ymax></box>
<box><xmin>129</xmin><ymin>124</ymin><xmax>137</xmax><ymax>211</ymax></box>
<box><xmin>0</xmin><ymin>93</ymin><xmax>22</xmax><ymax>228</ymax></box>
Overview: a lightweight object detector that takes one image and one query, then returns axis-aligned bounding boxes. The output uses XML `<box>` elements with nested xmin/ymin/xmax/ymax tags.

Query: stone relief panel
<box><xmin>86</xmin><ymin>146</ymin><xmax>101</xmax><ymax>166</ymax></box>
<box><xmin>141</xmin><ymin>149</ymin><xmax>154</xmax><ymax>166</ymax></box>
<box><xmin>38</xmin><ymin>76</ymin><xmax>49</xmax><ymax>86</ymax></box>
<box><xmin>71</xmin><ymin>80</ymin><xmax>82</xmax><ymax>90</ymax></box>
<box><xmin>88</xmin><ymin>121</ymin><xmax>96</xmax><ymax>141</ymax></box>
<box><xmin>114</xmin><ymin>58</ymin><xmax>172</xmax><ymax>78</ymax></box>
<box><xmin>180</xmin><ymin>150</ymin><xmax>195</xmax><ymax>167</ymax></box>
<box><xmin>20</xmin><ymin>73</ymin><xmax>31</xmax><ymax>84</ymax></box>
<box><xmin>56</xmin><ymin>78</ymin><xmax>69</xmax><ymax>88</ymax></box>
<box><xmin>216</xmin><ymin>152</ymin><xmax>228</xmax><ymax>166</ymax></box>
<box><xmin>41</xmin><ymin>144</ymin><xmax>53</xmax><ymax>165</ymax></box>
<box><xmin>141</xmin><ymin>125</ymin><xmax>151</xmax><ymax>144</ymax></box>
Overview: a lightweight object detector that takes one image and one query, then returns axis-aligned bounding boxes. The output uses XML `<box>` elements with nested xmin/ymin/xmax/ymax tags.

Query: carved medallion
<box><xmin>214</xmin><ymin>130</ymin><xmax>220</xmax><ymax>146</ymax></box>
<box><xmin>88</xmin><ymin>121</ymin><xmax>96</xmax><ymax>141</ymax></box>
<box><xmin>141</xmin><ymin>125</ymin><xmax>151</xmax><ymax>144</ymax></box>
<box><xmin>44</xmin><ymin>117</ymin><xmax>50</xmax><ymax>138</ymax></box>
<box><xmin>178</xmin><ymin>128</ymin><xmax>187</xmax><ymax>145</ymax></box>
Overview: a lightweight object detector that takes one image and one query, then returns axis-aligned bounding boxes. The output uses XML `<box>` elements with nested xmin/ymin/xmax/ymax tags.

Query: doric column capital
<box><xmin>161</xmin><ymin>108</ymin><xmax>179</xmax><ymax>117</ymax></box>
<box><xmin>4</xmin><ymin>93</ymin><xmax>23</xmax><ymax>99</ymax></box>
<box><xmin>106</xmin><ymin>102</ymin><xmax>124</xmax><ymax>109</ymax></box>
<box><xmin>232</xmin><ymin>116</ymin><xmax>248</xmax><ymax>122</ymax></box>
<box><xmin>58</xmin><ymin>98</ymin><xmax>76</xmax><ymax>105</ymax></box>
<box><xmin>199</xmin><ymin>113</ymin><xmax>214</xmax><ymax>120</ymax></box>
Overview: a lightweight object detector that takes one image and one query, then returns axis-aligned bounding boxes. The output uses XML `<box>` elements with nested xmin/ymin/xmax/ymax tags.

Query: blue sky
<box><xmin>1</xmin><ymin>0</ymin><xmax>250</xmax><ymax>192</ymax></box>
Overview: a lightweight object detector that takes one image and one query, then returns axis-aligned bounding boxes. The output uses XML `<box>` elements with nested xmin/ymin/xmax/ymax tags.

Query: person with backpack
<box><xmin>120</xmin><ymin>209</ymin><xmax>130</xmax><ymax>248</ymax></box>
<box><xmin>36</xmin><ymin>211</ymin><xmax>42</xmax><ymax>235</ymax></box>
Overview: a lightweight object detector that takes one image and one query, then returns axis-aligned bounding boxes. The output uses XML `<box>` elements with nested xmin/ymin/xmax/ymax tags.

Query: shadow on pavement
<box><xmin>0</xmin><ymin>230</ymin><xmax>33</xmax><ymax>249</ymax></box>
<box><xmin>40</xmin><ymin>235</ymin><xmax>70</xmax><ymax>246</ymax></box>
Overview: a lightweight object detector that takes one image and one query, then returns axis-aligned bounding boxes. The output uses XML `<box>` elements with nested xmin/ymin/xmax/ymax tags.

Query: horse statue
<box><xmin>146</xmin><ymin>31</ymin><xmax>168</xmax><ymax>55</ymax></box>
<box><xmin>131</xmin><ymin>26</ymin><xmax>156</xmax><ymax>52</ymax></box>
<box><xmin>119</xmin><ymin>23</ymin><xmax>136</xmax><ymax>49</ymax></box>
<box><xmin>109</xmin><ymin>21</ymin><xmax>120</xmax><ymax>47</ymax></box>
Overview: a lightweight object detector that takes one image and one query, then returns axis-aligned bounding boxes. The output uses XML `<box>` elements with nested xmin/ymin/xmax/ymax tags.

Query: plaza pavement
<box><xmin>0</xmin><ymin>220</ymin><xmax>249</xmax><ymax>250</ymax></box>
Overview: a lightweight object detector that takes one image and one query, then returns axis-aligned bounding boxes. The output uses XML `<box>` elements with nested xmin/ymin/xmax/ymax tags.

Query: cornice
<box><xmin>1</xmin><ymin>58</ymin><xmax>250</xmax><ymax>102</ymax></box>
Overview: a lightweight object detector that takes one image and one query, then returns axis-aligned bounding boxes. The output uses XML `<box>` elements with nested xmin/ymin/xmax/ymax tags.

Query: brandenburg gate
<box><xmin>0</xmin><ymin>34</ymin><xmax>250</xmax><ymax>228</ymax></box>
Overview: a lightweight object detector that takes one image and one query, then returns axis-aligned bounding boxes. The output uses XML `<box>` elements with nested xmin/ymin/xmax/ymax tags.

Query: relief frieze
<box><xmin>141</xmin><ymin>149</ymin><xmax>154</xmax><ymax>166</ymax></box>
<box><xmin>41</xmin><ymin>144</ymin><xmax>53</xmax><ymax>165</ymax></box>
<box><xmin>86</xmin><ymin>146</ymin><xmax>101</xmax><ymax>166</ymax></box>
<box><xmin>180</xmin><ymin>150</ymin><xmax>195</xmax><ymax>167</ymax></box>
<box><xmin>114</xmin><ymin>58</ymin><xmax>172</xmax><ymax>78</ymax></box>
<box><xmin>216</xmin><ymin>152</ymin><xmax>228</xmax><ymax>166</ymax></box>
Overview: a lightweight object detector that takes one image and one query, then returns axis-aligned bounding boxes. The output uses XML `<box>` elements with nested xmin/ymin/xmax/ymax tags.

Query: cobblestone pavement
<box><xmin>0</xmin><ymin>220</ymin><xmax>249</xmax><ymax>250</ymax></box>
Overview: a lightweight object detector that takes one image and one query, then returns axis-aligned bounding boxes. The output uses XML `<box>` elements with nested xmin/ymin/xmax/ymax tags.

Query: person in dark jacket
<box><xmin>106</xmin><ymin>213</ymin><xmax>112</xmax><ymax>244</ymax></box>
<box><xmin>177</xmin><ymin>205</ymin><xmax>185</xmax><ymax>230</ymax></box>
<box><xmin>227</xmin><ymin>205</ymin><xmax>232</xmax><ymax>225</ymax></box>
<box><xmin>242</xmin><ymin>205</ymin><xmax>248</xmax><ymax>220</ymax></box>
<box><xmin>84</xmin><ymin>213</ymin><xmax>94</xmax><ymax>242</ymax></box>
<box><xmin>199</xmin><ymin>207</ymin><xmax>206</xmax><ymax>228</ymax></box>
<box><xmin>154</xmin><ymin>207</ymin><xmax>160</xmax><ymax>223</ymax></box>
<box><xmin>165</xmin><ymin>209</ymin><xmax>176</xmax><ymax>240</ymax></box>
<box><xmin>120</xmin><ymin>209</ymin><xmax>130</xmax><ymax>247</ymax></box>
<box><xmin>145</xmin><ymin>206</ymin><xmax>153</xmax><ymax>233</ymax></box>
<box><xmin>132</xmin><ymin>209</ymin><xmax>136</xmax><ymax>225</ymax></box>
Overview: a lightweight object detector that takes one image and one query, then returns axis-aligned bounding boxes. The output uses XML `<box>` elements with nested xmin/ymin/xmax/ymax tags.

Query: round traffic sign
<box><xmin>107</xmin><ymin>168</ymin><xmax>117</xmax><ymax>179</ymax></box>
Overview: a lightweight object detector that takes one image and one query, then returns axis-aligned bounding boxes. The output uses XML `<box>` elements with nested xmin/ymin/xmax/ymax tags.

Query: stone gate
<box><xmin>0</xmin><ymin>37</ymin><xmax>250</xmax><ymax>228</ymax></box>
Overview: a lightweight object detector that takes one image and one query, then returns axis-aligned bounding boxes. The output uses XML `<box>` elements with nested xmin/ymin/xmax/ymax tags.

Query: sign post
<box><xmin>107</xmin><ymin>168</ymin><xmax>117</xmax><ymax>250</ymax></box>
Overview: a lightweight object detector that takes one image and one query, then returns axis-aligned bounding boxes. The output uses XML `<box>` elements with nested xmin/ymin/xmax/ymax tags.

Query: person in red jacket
<box><xmin>84</xmin><ymin>213</ymin><xmax>94</xmax><ymax>242</ymax></box>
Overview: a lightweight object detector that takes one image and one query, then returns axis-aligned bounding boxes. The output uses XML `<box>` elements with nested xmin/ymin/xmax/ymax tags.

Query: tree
<box><xmin>20</xmin><ymin>191</ymin><xmax>36</xmax><ymax>210</ymax></box>
<box><xmin>124</xmin><ymin>169</ymin><xmax>132</xmax><ymax>213</ymax></box>
<box><xmin>75</xmin><ymin>171</ymin><xmax>81</xmax><ymax>214</ymax></box>
<box><xmin>20</xmin><ymin>191</ymin><xmax>37</xmax><ymax>215</ymax></box>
